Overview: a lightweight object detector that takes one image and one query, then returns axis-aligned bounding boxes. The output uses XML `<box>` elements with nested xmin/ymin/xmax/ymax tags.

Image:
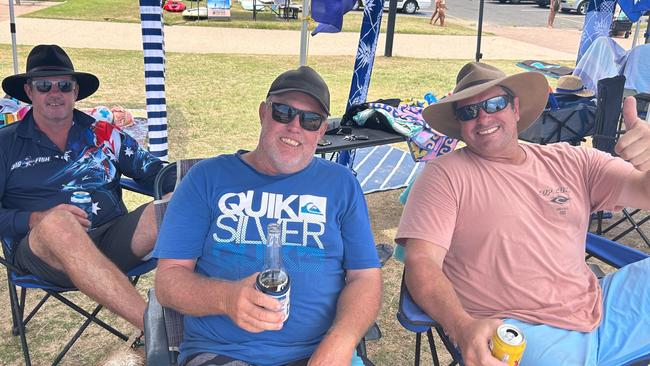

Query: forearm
<box><xmin>155</xmin><ymin>264</ymin><xmax>233</xmax><ymax>316</ymax></box>
<box><xmin>319</xmin><ymin>269</ymin><xmax>382</xmax><ymax>353</ymax></box>
<box><xmin>405</xmin><ymin>254</ymin><xmax>473</xmax><ymax>342</ymax></box>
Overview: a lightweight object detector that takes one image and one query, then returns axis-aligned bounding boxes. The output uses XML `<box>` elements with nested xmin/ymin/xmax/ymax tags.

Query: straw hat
<box><xmin>2</xmin><ymin>44</ymin><xmax>99</xmax><ymax>103</ymax></box>
<box><xmin>422</xmin><ymin>62</ymin><xmax>549</xmax><ymax>140</ymax></box>
<box><xmin>555</xmin><ymin>75</ymin><xmax>594</xmax><ymax>97</ymax></box>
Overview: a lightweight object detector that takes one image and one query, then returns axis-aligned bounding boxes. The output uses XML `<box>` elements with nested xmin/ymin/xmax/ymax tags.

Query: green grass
<box><xmin>0</xmin><ymin>44</ymin><xmax>571</xmax><ymax>365</ymax></box>
<box><xmin>22</xmin><ymin>0</ymin><xmax>480</xmax><ymax>35</ymax></box>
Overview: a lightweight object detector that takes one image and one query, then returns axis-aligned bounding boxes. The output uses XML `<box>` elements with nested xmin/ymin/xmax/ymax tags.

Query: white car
<box><xmin>560</xmin><ymin>0</ymin><xmax>588</xmax><ymax>15</ymax></box>
<box><xmin>353</xmin><ymin>0</ymin><xmax>432</xmax><ymax>14</ymax></box>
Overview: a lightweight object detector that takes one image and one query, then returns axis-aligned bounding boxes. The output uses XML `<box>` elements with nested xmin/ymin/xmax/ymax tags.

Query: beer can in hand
<box><xmin>70</xmin><ymin>191</ymin><xmax>92</xmax><ymax>229</ymax></box>
<box><xmin>255</xmin><ymin>268</ymin><xmax>290</xmax><ymax>322</ymax></box>
<box><xmin>489</xmin><ymin>324</ymin><xmax>526</xmax><ymax>366</ymax></box>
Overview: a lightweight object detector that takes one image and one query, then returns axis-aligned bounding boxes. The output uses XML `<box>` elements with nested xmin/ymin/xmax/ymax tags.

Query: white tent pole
<box><xmin>299</xmin><ymin>0</ymin><xmax>311</xmax><ymax>66</ymax></box>
<box><xmin>631</xmin><ymin>20</ymin><xmax>641</xmax><ymax>48</ymax></box>
<box><xmin>9</xmin><ymin>0</ymin><xmax>19</xmax><ymax>74</ymax></box>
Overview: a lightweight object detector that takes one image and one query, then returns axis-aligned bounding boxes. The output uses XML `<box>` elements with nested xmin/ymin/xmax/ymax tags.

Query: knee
<box><xmin>31</xmin><ymin>210</ymin><xmax>85</xmax><ymax>252</ymax></box>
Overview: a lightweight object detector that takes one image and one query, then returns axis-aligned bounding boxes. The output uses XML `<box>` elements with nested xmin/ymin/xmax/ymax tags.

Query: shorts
<box><xmin>13</xmin><ymin>204</ymin><xmax>149</xmax><ymax>288</ymax></box>
<box><xmin>504</xmin><ymin>258</ymin><xmax>650</xmax><ymax>366</ymax></box>
<box><xmin>182</xmin><ymin>350</ymin><xmax>371</xmax><ymax>366</ymax></box>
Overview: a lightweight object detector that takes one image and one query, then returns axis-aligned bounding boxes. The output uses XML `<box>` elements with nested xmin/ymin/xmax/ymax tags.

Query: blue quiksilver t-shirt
<box><xmin>153</xmin><ymin>152</ymin><xmax>380</xmax><ymax>366</ymax></box>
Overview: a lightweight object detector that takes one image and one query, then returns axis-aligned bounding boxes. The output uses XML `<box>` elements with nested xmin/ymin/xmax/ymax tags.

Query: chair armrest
<box><xmin>120</xmin><ymin>177</ymin><xmax>154</xmax><ymax>197</ymax></box>
<box><xmin>396</xmin><ymin>274</ymin><xmax>438</xmax><ymax>331</ymax></box>
<box><xmin>144</xmin><ymin>288</ymin><xmax>174</xmax><ymax>366</ymax></box>
<box><xmin>586</xmin><ymin>233</ymin><xmax>649</xmax><ymax>269</ymax></box>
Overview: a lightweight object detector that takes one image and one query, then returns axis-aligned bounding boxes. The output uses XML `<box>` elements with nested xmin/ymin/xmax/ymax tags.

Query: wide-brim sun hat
<box><xmin>556</xmin><ymin>75</ymin><xmax>594</xmax><ymax>97</ymax></box>
<box><xmin>422</xmin><ymin>62</ymin><xmax>549</xmax><ymax>141</ymax></box>
<box><xmin>2</xmin><ymin>44</ymin><xmax>99</xmax><ymax>103</ymax></box>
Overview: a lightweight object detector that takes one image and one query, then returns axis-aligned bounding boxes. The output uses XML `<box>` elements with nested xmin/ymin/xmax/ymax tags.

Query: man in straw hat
<box><xmin>0</xmin><ymin>44</ymin><xmax>172</xmax><ymax>331</ymax></box>
<box><xmin>396</xmin><ymin>62</ymin><xmax>650</xmax><ymax>365</ymax></box>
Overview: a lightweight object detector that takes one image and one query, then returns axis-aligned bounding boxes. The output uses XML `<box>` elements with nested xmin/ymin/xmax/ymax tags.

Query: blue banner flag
<box><xmin>311</xmin><ymin>0</ymin><xmax>357</xmax><ymax>34</ymax></box>
<box><xmin>618</xmin><ymin>0</ymin><xmax>650</xmax><ymax>22</ymax></box>
<box><xmin>577</xmin><ymin>0</ymin><xmax>615</xmax><ymax>64</ymax></box>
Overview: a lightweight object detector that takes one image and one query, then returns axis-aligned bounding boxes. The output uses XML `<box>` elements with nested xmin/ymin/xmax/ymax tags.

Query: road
<box><xmin>412</xmin><ymin>0</ymin><xmax>586</xmax><ymax>29</ymax></box>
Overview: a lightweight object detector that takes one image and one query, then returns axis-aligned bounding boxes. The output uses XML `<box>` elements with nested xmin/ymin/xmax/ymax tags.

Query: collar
<box><xmin>16</xmin><ymin>108</ymin><xmax>95</xmax><ymax>139</ymax></box>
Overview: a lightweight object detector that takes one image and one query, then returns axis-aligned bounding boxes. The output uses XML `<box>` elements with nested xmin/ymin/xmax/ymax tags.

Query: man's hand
<box><xmin>615</xmin><ymin>96</ymin><xmax>650</xmax><ymax>171</ymax></box>
<box><xmin>29</xmin><ymin>204</ymin><xmax>90</xmax><ymax>229</ymax></box>
<box><xmin>223</xmin><ymin>273</ymin><xmax>285</xmax><ymax>333</ymax></box>
<box><xmin>451</xmin><ymin>318</ymin><xmax>506</xmax><ymax>366</ymax></box>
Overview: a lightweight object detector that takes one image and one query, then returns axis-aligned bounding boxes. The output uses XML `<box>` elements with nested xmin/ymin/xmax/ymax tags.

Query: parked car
<box><xmin>560</xmin><ymin>0</ymin><xmax>588</xmax><ymax>14</ymax></box>
<box><xmin>497</xmin><ymin>0</ymin><xmax>538</xmax><ymax>4</ymax></box>
<box><xmin>536</xmin><ymin>0</ymin><xmax>550</xmax><ymax>7</ymax></box>
<box><xmin>352</xmin><ymin>0</ymin><xmax>432</xmax><ymax>14</ymax></box>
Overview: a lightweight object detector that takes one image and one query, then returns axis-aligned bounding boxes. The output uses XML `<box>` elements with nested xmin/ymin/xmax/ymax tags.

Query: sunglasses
<box><xmin>269</xmin><ymin>102</ymin><xmax>326</xmax><ymax>132</ymax></box>
<box><xmin>455</xmin><ymin>94</ymin><xmax>513</xmax><ymax>122</ymax></box>
<box><xmin>30</xmin><ymin>79</ymin><xmax>76</xmax><ymax>93</ymax></box>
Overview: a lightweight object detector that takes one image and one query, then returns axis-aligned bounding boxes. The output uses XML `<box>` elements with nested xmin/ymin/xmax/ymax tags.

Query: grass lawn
<box><xmin>23</xmin><ymin>0</ymin><xmax>480</xmax><ymax>36</ymax></box>
<box><xmin>0</xmin><ymin>44</ymin><xmax>575</xmax><ymax>365</ymax></box>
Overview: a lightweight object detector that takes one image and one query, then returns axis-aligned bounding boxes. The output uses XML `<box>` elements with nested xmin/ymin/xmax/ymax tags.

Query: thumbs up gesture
<box><xmin>614</xmin><ymin>96</ymin><xmax>650</xmax><ymax>171</ymax></box>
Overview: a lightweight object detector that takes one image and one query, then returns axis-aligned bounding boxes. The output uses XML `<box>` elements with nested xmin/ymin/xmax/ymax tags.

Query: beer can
<box><xmin>255</xmin><ymin>269</ymin><xmax>290</xmax><ymax>322</ymax></box>
<box><xmin>489</xmin><ymin>324</ymin><xmax>526</xmax><ymax>366</ymax></box>
<box><xmin>70</xmin><ymin>191</ymin><xmax>93</xmax><ymax>228</ymax></box>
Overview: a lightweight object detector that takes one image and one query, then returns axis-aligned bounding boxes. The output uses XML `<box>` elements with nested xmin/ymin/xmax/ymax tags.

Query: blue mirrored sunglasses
<box><xmin>455</xmin><ymin>94</ymin><xmax>513</xmax><ymax>122</ymax></box>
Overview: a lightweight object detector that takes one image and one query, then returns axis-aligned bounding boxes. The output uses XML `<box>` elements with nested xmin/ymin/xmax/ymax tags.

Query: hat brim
<box><xmin>422</xmin><ymin>72</ymin><xmax>549</xmax><ymax>140</ymax></box>
<box><xmin>2</xmin><ymin>71</ymin><xmax>99</xmax><ymax>103</ymax></box>
<box><xmin>556</xmin><ymin>90</ymin><xmax>594</xmax><ymax>98</ymax></box>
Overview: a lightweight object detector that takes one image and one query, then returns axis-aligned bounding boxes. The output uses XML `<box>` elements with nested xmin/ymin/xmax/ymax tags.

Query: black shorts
<box><xmin>14</xmin><ymin>204</ymin><xmax>149</xmax><ymax>288</ymax></box>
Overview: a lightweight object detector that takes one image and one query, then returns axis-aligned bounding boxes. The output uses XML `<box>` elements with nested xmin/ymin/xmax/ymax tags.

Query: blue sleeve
<box><xmin>116</xmin><ymin>128</ymin><xmax>165</xmax><ymax>192</ymax></box>
<box><xmin>341</xmin><ymin>176</ymin><xmax>381</xmax><ymax>270</ymax></box>
<box><xmin>153</xmin><ymin>162</ymin><xmax>212</xmax><ymax>259</ymax></box>
<box><xmin>0</xmin><ymin>148</ymin><xmax>30</xmax><ymax>239</ymax></box>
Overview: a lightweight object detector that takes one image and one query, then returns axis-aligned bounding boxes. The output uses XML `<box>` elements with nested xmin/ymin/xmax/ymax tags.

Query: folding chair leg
<box><xmin>414</xmin><ymin>332</ymin><xmax>422</xmax><ymax>366</ymax></box>
<box><xmin>426</xmin><ymin>329</ymin><xmax>440</xmax><ymax>366</ymax></box>
<box><xmin>51</xmin><ymin>303</ymin><xmax>105</xmax><ymax>366</ymax></box>
<box><xmin>7</xmin><ymin>280</ymin><xmax>32</xmax><ymax>366</ymax></box>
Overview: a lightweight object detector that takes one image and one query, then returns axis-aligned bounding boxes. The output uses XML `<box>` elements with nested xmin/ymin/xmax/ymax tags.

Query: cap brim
<box><xmin>268</xmin><ymin>88</ymin><xmax>330</xmax><ymax>116</ymax></box>
<box><xmin>422</xmin><ymin>72</ymin><xmax>549</xmax><ymax>140</ymax></box>
<box><xmin>2</xmin><ymin>71</ymin><xmax>99</xmax><ymax>103</ymax></box>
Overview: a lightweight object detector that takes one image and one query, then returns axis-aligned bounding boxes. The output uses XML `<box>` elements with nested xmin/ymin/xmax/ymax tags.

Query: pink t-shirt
<box><xmin>396</xmin><ymin>143</ymin><xmax>635</xmax><ymax>331</ymax></box>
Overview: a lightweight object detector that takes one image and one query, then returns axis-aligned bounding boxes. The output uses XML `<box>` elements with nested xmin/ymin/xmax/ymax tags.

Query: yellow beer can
<box><xmin>489</xmin><ymin>324</ymin><xmax>526</xmax><ymax>366</ymax></box>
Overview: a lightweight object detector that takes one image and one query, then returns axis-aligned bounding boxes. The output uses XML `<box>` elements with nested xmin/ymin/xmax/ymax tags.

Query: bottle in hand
<box><xmin>255</xmin><ymin>222</ymin><xmax>290</xmax><ymax>322</ymax></box>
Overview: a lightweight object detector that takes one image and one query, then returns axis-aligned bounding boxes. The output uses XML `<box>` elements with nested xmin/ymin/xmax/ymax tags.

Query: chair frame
<box><xmin>0</xmin><ymin>179</ymin><xmax>156</xmax><ymax>366</ymax></box>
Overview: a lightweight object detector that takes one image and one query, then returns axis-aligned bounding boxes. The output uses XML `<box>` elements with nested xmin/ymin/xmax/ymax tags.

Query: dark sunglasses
<box><xmin>455</xmin><ymin>94</ymin><xmax>513</xmax><ymax>122</ymax></box>
<box><xmin>30</xmin><ymin>79</ymin><xmax>76</xmax><ymax>93</ymax></box>
<box><xmin>269</xmin><ymin>102</ymin><xmax>326</xmax><ymax>132</ymax></box>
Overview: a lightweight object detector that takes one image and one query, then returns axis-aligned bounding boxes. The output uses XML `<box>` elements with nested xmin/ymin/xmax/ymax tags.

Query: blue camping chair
<box><xmin>0</xmin><ymin>178</ymin><xmax>159</xmax><ymax>366</ymax></box>
<box><xmin>396</xmin><ymin>233</ymin><xmax>650</xmax><ymax>366</ymax></box>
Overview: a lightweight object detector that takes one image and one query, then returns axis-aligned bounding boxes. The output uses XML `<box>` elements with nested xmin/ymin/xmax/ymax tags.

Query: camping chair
<box><xmin>144</xmin><ymin>158</ymin><xmax>383</xmax><ymax>365</ymax></box>
<box><xmin>396</xmin><ymin>232</ymin><xmax>650</xmax><ymax>366</ymax></box>
<box><xmin>589</xmin><ymin>76</ymin><xmax>650</xmax><ymax>248</ymax></box>
<box><xmin>144</xmin><ymin>287</ymin><xmax>376</xmax><ymax>366</ymax></box>
<box><xmin>0</xmin><ymin>178</ymin><xmax>158</xmax><ymax>366</ymax></box>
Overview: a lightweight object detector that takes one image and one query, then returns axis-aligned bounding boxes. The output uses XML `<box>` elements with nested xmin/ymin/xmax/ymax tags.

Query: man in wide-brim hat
<box><xmin>0</xmin><ymin>44</ymin><xmax>172</xmax><ymax>337</ymax></box>
<box><xmin>396</xmin><ymin>62</ymin><xmax>650</xmax><ymax>365</ymax></box>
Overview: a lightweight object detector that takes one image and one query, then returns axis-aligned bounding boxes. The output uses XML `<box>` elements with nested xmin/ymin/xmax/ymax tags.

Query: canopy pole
<box><xmin>299</xmin><ymin>0</ymin><xmax>311</xmax><ymax>66</ymax></box>
<box><xmin>476</xmin><ymin>0</ymin><xmax>484</xmax><ymax>62</ymax></box>
<box><xmin>9</xmin><ymin>0</ymin><xmax>19</xmax><ymax>74</ymax></box>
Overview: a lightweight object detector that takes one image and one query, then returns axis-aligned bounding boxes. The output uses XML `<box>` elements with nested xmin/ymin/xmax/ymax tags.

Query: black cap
<box><xmin>267</xmin><ymin>66</ymin><xmax>330</xmax><ymax>116</ymax></box>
